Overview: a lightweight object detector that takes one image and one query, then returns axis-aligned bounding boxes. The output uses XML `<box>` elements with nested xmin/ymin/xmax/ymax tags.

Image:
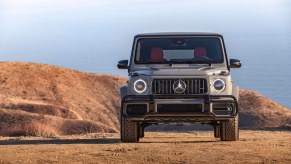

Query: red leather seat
<box><xmin>194</xmin><ymin>47</ymin><xmax>207</xmax><ymax>58</ymax></box>
<box><xmin>151</xmin><ymin>47</ymin><xmax>164</xmax><ymax>61</ymax></box>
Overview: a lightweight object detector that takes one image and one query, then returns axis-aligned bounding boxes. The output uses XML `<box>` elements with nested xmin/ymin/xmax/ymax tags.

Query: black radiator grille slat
<box><xmin>187</xmin><ymin>80</ymin><xmax>190</xmax><ymax>94</ymax></box>
<box><xmin>195</xmin><ymin>79</ymin><xmax>198</xmax><ymax>93</ymax></box>
<box><xmin>152</xmin><ymin>79</ymin><xmax>207</xmax><ymax>94</ymax></box>
<box><xmin>169</xmin><ymin>80</ymin><xmax>172</xmax><ymax>94</ymax></box>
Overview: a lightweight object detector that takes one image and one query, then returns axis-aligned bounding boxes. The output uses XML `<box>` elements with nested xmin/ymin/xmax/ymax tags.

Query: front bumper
<box><xmin>121</xmin><ymin>94</ymin><xmax>238</xmax><ymax>122</ymax></box>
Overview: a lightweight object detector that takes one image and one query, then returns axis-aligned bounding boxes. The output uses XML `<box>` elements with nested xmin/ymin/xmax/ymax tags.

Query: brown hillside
<box><xmin>0</xmin><ymin>62</ymin><xmax>290</xmax><ymax>136</ymax></box>
<box><xmin>239</xmin><ymin>89</ymin><xmax>291</xmax><ymax>128</ymax></box>
<box><xmin>0</xmin><ymin>62</ymin><xmax>126</xmax><ymax>136</ymax></box>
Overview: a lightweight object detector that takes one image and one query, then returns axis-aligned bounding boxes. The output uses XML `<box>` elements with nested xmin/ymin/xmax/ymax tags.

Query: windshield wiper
<box><xmin>169</xmin><ymin>58</ymin><xmax>212</xmax><ymax>66</ymax></box>
<box><xmin>188</xmin><ymin>60</ymin><xmax>211</xmax><ymax>66</ymax></box>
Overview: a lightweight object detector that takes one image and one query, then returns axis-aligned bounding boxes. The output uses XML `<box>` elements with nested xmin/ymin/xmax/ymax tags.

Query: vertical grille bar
<box><xmin>165</xmin><ymin>80</ymin><xmax>168</xmax><ymax>93</ymax></box>
<box><xmin>160</xmin><ymin>80</ymin><xmax>162</xmax><ymax>94</ymax></box>
<box><xmin>200</xmin><ymin>79</ymin><xmax>204</xmax><ymax>93</ymax></box>
<box><xmin>169</xmin><ymin>80</ymin><xmax>172</xmax><ymax>94</ymax></box>
<box><xmin>194</xmin><ymin>80</ymin><xmax>198</xmax><ymax>94</ymax></box>
<box><xmin>191</xmin><ymin>80</ymin><xmax>194</xmax><ymax>93</ymax></box>
<box><xmin>154</xmin><ymin>80</ymin><xmax>157</xmax><ymax>94</ymax></box>
<box><xmin>161</xmin><ymin>80</ymin><xmax>163</xmax><ymax>94</ymax></box>
<box><xmin>187</xmin><ymin>80</ymin><xmax>190</xmax><ymax>94</ymax></box>
<box><xmin>198</xmin><ymin>79</ymin><xmax>201</xmax><ymax>93</ymax></box>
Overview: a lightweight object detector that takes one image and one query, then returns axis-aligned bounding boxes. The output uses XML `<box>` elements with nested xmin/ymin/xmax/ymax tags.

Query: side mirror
<box><xmin>117</xmin><ymin>60</ymin><xmax>129</xmax><ymax>69</ymax></box>
<box><xmin>229</xmin><ymin>59</ymin><xmax>241</xmax><ymax>68</ymax></box>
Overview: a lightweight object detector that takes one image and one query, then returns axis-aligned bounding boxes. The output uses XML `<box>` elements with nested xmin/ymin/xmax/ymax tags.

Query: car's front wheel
<box><xmin>138</xmin><ymin>125</ymin><xmax>145</xmax><ymax>138</ymax></box>
<box><xmin>120</xmin><ymin>115</ymin><xmax>139</xmax><ymax>143</ymax></box>
<box><xmin>214</xmin><ymin>125</ymin><xmax>221</xmax><ymax>138</ymax></box>
<box><xmin>220</xmin><ymin>115</ymin><xmax>239</xmax><ymax>141</ymax></box>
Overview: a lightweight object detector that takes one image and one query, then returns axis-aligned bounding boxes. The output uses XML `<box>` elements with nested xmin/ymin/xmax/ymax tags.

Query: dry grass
<box><xmin>4</xmin><ymin>123</ymin><xmax>58</xmax><ymax>138</ymax></box>
<box><xmin>59</xmin><ymin>120</ymin><xmax>118</xmax><ymax>135</ymax></box>
<box><xmin>24</xmin><ymin>123</ymin><xmax>59</xmax><ymax>137</ymax></box>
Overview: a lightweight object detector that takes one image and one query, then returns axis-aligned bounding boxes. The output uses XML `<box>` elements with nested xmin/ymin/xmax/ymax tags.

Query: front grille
<box><xmin>152</xmin><ymin>78</ymin><xmax>207</xmax><ymax>94</ymax></box>
<box><xmin>212</xmin><ymin>103</ymin><xmax>233</xmax><ymax>116</ymax></box>
<box><xmin>157</xmin><ymin>104</ymin><xmax>203</xmax><ymax>113</ymax></box>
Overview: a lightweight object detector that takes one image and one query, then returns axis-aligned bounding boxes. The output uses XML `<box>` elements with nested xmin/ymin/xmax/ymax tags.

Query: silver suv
<box><xmin>117</xmin><ymin>32</ymin><xmax>241</xmax><ymax>142</ymax></box>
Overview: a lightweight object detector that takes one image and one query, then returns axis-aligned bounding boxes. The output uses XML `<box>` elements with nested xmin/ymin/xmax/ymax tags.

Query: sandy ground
<box><xmin>0</xmin><ymin>130</ymin><xmax>290</xmax><ymax>164</ymax></box>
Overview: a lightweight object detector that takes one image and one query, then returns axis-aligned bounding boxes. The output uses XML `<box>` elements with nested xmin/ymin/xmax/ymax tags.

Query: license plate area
<box><xmin>156</xmin><ymin>104</ymin><xmax>203</xmax><ymax>114</ymax></box>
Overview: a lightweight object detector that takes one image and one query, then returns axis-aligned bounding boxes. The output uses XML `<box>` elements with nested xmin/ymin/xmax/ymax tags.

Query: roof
<box><xmin>135</xmin><ymin>32</ymin><xmax>223</xmax><ymax>37</ymax></box>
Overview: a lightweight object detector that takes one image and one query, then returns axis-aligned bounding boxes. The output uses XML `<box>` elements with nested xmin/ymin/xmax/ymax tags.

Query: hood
<box><xmin>130</xmin><ymin>67</ymin><xmax>229</xmax><ymax>77</ymax></box>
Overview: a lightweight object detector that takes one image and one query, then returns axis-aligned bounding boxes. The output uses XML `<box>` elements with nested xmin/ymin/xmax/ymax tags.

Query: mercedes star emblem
<box><xmin>173</xmin><ymin>80</ymin><xmax>186</xmax><ymax>93</ymax></box>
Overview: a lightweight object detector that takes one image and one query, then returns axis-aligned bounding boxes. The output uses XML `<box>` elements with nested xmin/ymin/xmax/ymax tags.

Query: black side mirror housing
<box><xmin>117</xmin><ymin>60</ymin><xmax>129</xmax><ymax>69</ymax></box>
<box><xmin>229</xmin><ymin>59</ymin><xmax>241</xmax><ymax>68</ymax></box>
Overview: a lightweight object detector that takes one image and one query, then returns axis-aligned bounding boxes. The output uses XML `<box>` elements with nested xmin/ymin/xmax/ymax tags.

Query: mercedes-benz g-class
<box><xmin>117</xmin><ymin>32</ymin><xmax>241</xmax><ymax>142</ymax></box>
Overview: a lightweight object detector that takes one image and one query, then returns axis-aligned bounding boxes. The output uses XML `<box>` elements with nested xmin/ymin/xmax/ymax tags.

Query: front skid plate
<box><xmin>124</xmin><ymin>114</ymin><xmax>235</xmax><ymax>122</ymax></box>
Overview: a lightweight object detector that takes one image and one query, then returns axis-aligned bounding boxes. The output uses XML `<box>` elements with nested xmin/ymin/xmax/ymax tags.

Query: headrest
<box><xmin>150</xmin><ymin>47</ymin><xmax>164</xmax><ymax>61</ymax></box>
<box><xmin>194</xmin><ymin>47</ymin><xmax>207</xmax><ymax>57</ymax></box>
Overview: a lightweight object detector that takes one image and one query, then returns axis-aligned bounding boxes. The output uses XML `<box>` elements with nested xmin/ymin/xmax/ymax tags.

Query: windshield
<box><xmin>135</xmin><ymin>37</ymin><xmax>224</xmax><ymax>64</ymax></box>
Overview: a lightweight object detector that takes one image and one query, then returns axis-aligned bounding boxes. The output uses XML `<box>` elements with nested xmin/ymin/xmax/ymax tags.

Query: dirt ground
<box><xmin>0</xmin><ymin>130</ymin><xmax>290</xmax><ymax>164</ymax></box>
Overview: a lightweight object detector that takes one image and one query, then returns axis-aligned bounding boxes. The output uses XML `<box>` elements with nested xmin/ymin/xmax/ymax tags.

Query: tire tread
<box><xmin>220</xmin><ymin>115</ymin><xmax>239</xmax><ymax>141</ymax></box>
<box><xmin>120</xmin><ymin>116</ymin><xmax>139</xmax><ymax>142</ymax></box>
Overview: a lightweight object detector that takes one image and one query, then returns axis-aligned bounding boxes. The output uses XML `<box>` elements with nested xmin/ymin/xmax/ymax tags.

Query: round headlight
<box><xmin>134</xmin><ymin>79</ymin><xmax>147</xmax><ymax>93</ymax></box>
<box><xmin>213</xmin><ymin>79</ymin><xmax>225</xmax><ymax>91</ymax></box>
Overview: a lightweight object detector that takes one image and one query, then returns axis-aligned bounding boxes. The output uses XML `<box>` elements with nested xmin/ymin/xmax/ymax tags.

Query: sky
<box><xmin>0</xmin><ymin>0</ymin><xmax>291</xmax><ymax>107</ymax></box>
<box><xmin>1</xmin><ymin>0</ymin><xmax>289</xmax><ymax>74</ymax></box>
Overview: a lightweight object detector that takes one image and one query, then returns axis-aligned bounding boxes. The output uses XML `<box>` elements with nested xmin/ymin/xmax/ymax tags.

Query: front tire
<box><xmin>220</xmin><ymin>115</ymin><xmax>239</xmax><ymax>141</ymax></box>
<box><xmin>138</xmin><ymin>125</ymin><xmax>145</xmax><ymax>138</ymax></box>
<box><xmin>214</xmin><ymin>125</ymin><xmax>221</xmax><ymax>138</ymax></box>
<box><xmin>120</xmin><ymin>115</ymin><xmax>139</xmax><ymax>143</ymax></box>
